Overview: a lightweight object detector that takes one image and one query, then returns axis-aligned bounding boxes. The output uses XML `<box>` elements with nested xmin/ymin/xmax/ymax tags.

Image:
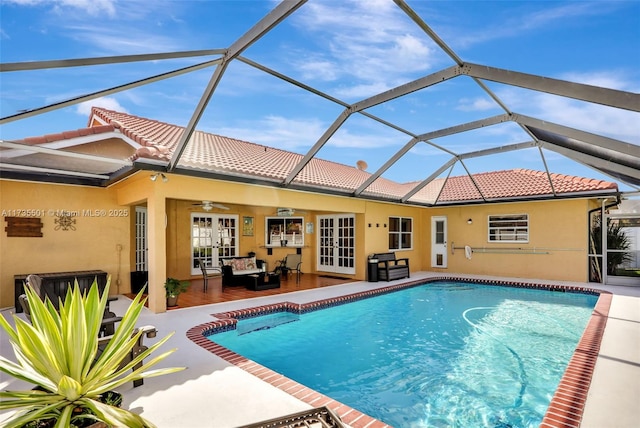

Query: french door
<box><xmin>317</xmin><ymin>214</ymin><xmax>356</xmax><ymax>275</ymax></box>
<box><xmin>135</xmin><ymin>207</ymin><xmax>148</xmax><ymax>271</ymax></box>
<box><xmin>431</xmin><ymin>216</ymin><xmax>448</xmax><ymax>268</ymax></box>
<box><xmin>191</xmin><ymin>214</ymin><xmax>239</xmax><ymax>275</ymax></box>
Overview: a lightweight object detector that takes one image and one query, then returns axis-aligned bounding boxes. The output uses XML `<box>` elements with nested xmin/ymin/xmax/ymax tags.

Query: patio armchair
<box><xmin>97</xmin><ymin>325</ymin><xmax>158</xmax><ymax>387</ymax></box>
<box><xmin>23</xmin><ymin>274</ymin><xmax>122</xmax><ymax>336</ymax></box>
<box><xmin>17</xmin><ymin>292</ymin><xmax>122</xmax><ymax>338</ymax></box>
<box><xmin>372</xmin><ymin>252</ymin><xmax>409</xmax><ymax>281</ymax></box>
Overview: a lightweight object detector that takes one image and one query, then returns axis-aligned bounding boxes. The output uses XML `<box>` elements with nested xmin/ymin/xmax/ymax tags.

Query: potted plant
<box><xmin>164</xmin><ymin>277</ymin><xmax>189</xmax><ymax>307</ymax></box>
<box><xmin>0</xmin><ymin>279</ymin><xmax>184</xmax><ymax>428</ymax></box>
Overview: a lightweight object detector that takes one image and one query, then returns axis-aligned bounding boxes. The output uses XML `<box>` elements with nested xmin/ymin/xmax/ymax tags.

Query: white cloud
<box><xmin>298</xmin><ymin>59</ymin><xmax>340</xmax><ymax>82</ymax></box>
<box><xmin>560</xmin><ymin>71</ymin><xmax>637</xmax><ymax>92</ymax></box>
<box><xmin>535</xmin><ymin>95</ymin><xmax>639</xmax><ymax>144</ymax></box>
<box><xmin>328</xmin><ymin>126</ymin><xmax>400</xmax><ymax>149</ymax></box>
<box><xmin>456</xmin><ymin>97</ymin><xmax>497</xmax><ymax>112</ymax></box>
<box><xmin>211</xmin><ymin>115</ymin><xmax>402</xmax><ymax>152</ymax></box>
<box><xmin>213</xmin><ymin>116</ymin><xmax>326</xmax><ymax>151</ymax></box>
<box><xmin>5</xmin><ymin>0</ymin><xmax>117</xmax><ymax>17</ymax></box>
<box><xmin>76</xmin><ymin>97</ymin><xmax>128</xmax><ymax>116</ymax></box>
<box><xmin>497</xmin><ymin>81</ymin><xmax>639</xmax><ymax>144</ymax></box>
<box><xmin>6</xmin><ymin>0</ymin><xmax>185</xmax><ymax>55</ymax></box>
<box><xmin>291</xmin><ymin>0</ymin><xmax>438</xmax><ymax>97</ymax></box>
<box><xmin>335</xmin><ymin>82</ymin><xmax>395</xmax><ymax>100</ymax></box>
<box><xmin>55</xmin><ymin>0</ymin><xmax>116</xmax><ymax>17</ymax></box>
<box><xmin>453</xmin><ymin>2</ymin><xmax>607</xmax><ymax>49</ymax></box>
<box><xmin>62</xmin><ymin>24</ymin><xmax>182</xmax><ymax>55</ymax></box>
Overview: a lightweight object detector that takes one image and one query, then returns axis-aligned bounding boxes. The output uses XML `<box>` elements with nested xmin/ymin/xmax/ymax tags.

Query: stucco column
<box><xmin>147</xmin><ymin>194</ymin><xmax>167</xmax><ymax>313</ymax></box>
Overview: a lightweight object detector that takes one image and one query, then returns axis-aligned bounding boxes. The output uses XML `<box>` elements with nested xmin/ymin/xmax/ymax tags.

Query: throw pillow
<box><xmin>245</xmin><ymin>257</ymin><xmax>256</xmax><ymax>270</ymax></box>
<box><xmin>231</xmin><ymin>258</ymin><xmax>246</xmax><ymax>271</ymax></box>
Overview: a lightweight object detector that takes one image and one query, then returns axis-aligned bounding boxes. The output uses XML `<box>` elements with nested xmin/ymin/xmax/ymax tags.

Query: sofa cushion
<box><xmin>222</xmin><ymin>256</ymin><xmax>258</xmax><ymax>273</ymax></box>
<box><xmin>233</xmin><ymin>268</ymin><xmax>262</xmax><ymax>276</ymax></box>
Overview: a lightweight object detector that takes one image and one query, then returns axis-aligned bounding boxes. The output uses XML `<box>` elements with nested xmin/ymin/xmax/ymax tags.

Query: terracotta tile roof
<box><xmin>90</xmin><ymin>107</ymin><xmax>403</xmax><ymax>192</ymax></box>
<box><xmin>16</xmin><ymin>125</ymin><xmax>117</xmax><ymax>146</ymax></box>
<box><xmin>54</xmin><ymin>106</ymin><xmax>615</xmax><ymax>202</ymax></box>
<box><xmin>406</xmin><ymin>169</ymin><xmax>617</xmax><ymax>203</ymax></box>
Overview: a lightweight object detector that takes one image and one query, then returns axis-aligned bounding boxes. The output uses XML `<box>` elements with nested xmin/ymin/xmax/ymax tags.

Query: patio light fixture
<box><xmin>150</xmin><ymin>173</ymin><xmax>168</xmax><ymax>182</ymax></box>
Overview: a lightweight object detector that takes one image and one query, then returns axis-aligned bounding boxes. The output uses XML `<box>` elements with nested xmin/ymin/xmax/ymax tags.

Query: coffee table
<box><xmin>246</xmin><ymin>272</ymin><xmax>280</xmax><ymax>291</ymax></box>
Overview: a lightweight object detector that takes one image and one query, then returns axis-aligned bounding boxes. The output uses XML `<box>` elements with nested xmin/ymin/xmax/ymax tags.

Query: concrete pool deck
<box><xmin>1</xmin><ymin>272</ymin><xmax>638</xmax><ymax>427</ymax></box>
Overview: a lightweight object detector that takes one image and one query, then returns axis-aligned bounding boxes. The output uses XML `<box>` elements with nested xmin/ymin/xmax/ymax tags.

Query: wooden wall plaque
<box><xmin>4</xmin><ymin>217</ymin><xmax>44</xmax><ymax>237</ymax></box>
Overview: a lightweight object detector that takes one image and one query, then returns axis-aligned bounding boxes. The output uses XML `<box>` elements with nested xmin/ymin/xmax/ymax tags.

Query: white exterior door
<box><xmin>317</xmin><ymin>214</ymin><xmax>356</xmax><ymax>274</ymax></box>
<box><xmin>191</xmin><ymin>214</ymin><xmax>239</xmax><ymax>275</ymax></box>
<box><xmin>431</xmin><ymin>216</ymin><xmax>448</xmax><ymax>268</ymax></box>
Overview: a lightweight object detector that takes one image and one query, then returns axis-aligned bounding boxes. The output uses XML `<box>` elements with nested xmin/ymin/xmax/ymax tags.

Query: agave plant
<box><xmin>0</xmin><ymin>279</ymin><xmax>185</xmax><ymax>428</ymax></box>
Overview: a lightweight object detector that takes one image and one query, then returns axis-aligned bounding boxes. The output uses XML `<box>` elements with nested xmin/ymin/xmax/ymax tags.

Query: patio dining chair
<box><xmin>283</xmin><ymin>253</ymin><xmax>303</xmax><ymax>283</ymax></box>
<box><xmin>197</xmin><ymin>258</ymin><xmax>220</xmax><ymax>292</ymax></box>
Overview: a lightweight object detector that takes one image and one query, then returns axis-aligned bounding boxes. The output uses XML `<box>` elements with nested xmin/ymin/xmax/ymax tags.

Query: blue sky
<box><xmin>1</xmin><ymin>0</ymin><xmax>638</xmax><ymax>190</ymax></box>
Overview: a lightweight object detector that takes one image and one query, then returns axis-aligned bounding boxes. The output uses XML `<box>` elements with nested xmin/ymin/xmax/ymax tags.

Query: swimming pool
<box><xmin>205</xmin><ymin>281</ymin><xmax>598</xmax><ymax>427</ymax></box>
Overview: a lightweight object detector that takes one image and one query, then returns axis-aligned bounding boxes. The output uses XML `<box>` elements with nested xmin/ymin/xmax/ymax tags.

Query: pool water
<box><xmin>209</xmin><ymin>282</ymin><xmax>597</xmax><ymax>427</ymax></box>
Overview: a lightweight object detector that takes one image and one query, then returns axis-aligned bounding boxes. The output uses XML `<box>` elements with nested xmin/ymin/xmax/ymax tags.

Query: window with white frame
<box><xmin>488</xmin><ymin>214</ymin><xmax>529</xmax><ymax>242</ymax></box>
<box><xmin>389</xmin><ymin>216</ymin><xmax>413</xmax><ymax>250</ymax></box>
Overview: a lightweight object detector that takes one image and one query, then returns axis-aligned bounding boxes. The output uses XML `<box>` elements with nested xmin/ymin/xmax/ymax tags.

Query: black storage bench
<box><xmin>373</xmin><ymin>252</ymin><xmax>410</xmax><ymax>281</ymax></box>
<box><xmin>14</xmin><ymin>270</ymin><xmax>108</xmax><ymax>313</ymax></box>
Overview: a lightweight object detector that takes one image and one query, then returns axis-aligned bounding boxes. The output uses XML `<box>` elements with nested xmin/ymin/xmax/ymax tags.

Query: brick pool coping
<box><xmin>186</xmin><ymin>277</ymin><xmax>611</xmax><ymax>428</ymax></box>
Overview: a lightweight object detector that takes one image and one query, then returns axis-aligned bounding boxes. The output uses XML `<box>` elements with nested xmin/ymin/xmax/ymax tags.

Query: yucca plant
<box><xmin>0</xmin><ymin>279</ymin><xmax>185</xmax><ymax>428</ymax></box>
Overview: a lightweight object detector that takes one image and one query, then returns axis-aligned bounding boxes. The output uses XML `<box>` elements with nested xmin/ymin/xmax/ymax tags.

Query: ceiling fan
<box><xmin>192</xmin><ymin>200</ymin><xmax>230</xmax><ymax>211</ymax></box>
<box><xmin>276</xmin><ymin>207</ymin><xmax>308</xmax><ymax>216</ymax></box>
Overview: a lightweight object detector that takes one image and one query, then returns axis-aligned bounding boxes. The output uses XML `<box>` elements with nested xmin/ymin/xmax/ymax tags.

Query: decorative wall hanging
<box><xmin>4</xmin><ymin>217</ymin><xmax>44</xmax><ymax>237</ymax></box>
<box><xmin>243</xmin><ymin>216</ymin><xmax>254</xmax><ymax>236</ymax></box>
<box><xmin>54</xmin><ymin>213</ymin><xmax>76</xmax><ymax>231</ymax></box>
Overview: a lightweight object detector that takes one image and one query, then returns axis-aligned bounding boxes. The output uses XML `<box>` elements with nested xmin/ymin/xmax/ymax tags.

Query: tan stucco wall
<box><xmin>116</xmin><ymin>174</ymin><xmax>408</xmax><ymax>285</ymax></box>
<box><xmin>361</xmin><ymin>200</ymin><xmax>425</xmax><ymax>268</ymax></box>
<box><xmin>1</xmin><ymin>173</ymin><xmax>598</xmax><ymax>312</ymax></box>
<box><xmin>428</xmin><ymin>199</ymin><xmax>591</xmax><ymax>281</ymax></box>
<box><xmin>0</xmin><ymin>180</ymin><xmax>131</xmax><ymax>309</ymax></box>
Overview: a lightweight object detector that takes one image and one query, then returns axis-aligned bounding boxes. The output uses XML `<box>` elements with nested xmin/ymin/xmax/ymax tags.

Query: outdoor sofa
<box><xmin>220</xmin><ymin>255</ymin><xmax>265</xmax><ymax>288</ymax></box>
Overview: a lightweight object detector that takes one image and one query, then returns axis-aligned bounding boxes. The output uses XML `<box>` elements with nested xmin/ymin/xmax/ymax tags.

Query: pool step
<box><xmin>237</xmin><ymin>312</ymin><xmax>300</xmax><ymax>335</ymax></box>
